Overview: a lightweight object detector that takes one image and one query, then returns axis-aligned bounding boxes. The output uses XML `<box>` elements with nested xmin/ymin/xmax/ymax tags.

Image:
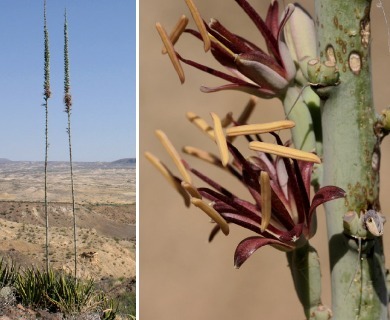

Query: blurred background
<box><xmin>140</xmin><ymin>1</ymin><xmax>390</xmax><ymax>319</ymax></box>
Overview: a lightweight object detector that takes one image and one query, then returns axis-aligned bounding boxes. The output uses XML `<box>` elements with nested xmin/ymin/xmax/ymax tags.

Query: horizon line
<box><xmin>0</xmin><ymin>157</ymin><xmax>136</xmax><ymax>163</ymax></box>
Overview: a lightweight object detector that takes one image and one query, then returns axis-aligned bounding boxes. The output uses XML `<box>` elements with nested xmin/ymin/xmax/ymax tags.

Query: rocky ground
<box><xmin>0</xmin><ymin>201</ymin><xmax>136</xmax><ymax>280</ymax></box>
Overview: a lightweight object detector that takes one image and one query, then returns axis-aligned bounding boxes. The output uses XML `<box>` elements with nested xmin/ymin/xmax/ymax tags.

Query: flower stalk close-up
<box><xmin>140</xmin><ymin>0</ymin><xmax>390</xmax><ymax>319</ymax></box>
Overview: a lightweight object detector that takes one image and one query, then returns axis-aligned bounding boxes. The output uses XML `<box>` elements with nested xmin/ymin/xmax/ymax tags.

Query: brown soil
<box><xmin>0</xmin><ymin>201</ymin><xmax>136</xmax><ymax>319</ymax></box>
<box><xmin>0</xmin><ymin>201</ymin><xmax>136</xmax><ymax>279</ymax></box>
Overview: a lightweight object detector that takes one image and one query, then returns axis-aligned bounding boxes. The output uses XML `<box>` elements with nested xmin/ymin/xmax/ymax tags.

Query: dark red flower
<box><xmin>158</xmin><ymin>0</ymin><xmax>297</xmax><ymax>98</ymax></box>
<box><xmin>147</xmin><ymin>116</ymin><xmax>345</xmax><ymax>268</ymax></box>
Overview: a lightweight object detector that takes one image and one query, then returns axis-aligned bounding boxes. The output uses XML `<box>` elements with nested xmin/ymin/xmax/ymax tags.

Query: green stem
<box><xmin>287</xmin><ymin>242</ymin><xmax>331</xmax><ymax>320</ymax></box>
<box><xmin>315</xmin><ymin>0</ymin><xmax>388</xmax><ymax>318</ymax></box>
<box><xmin>67</xmin><ymin>113</ymin><xmax>77</xmax><ymax>279</ymax></box>
<box><xmin>44</xmin><ymin>97</ymin><xmax>49</xmax><ymax>273</ymax></box>
<box><xmin>283</xmin><ymin>86</ymin><xmax>317</xmax><ymax>152</ymax></box>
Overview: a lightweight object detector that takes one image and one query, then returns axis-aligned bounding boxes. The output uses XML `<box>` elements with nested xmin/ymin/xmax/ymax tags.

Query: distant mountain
<box><xmin>111</xmin><ymin>158</ymin><xmax>136</xmax><ymax>165</ymax></box>
<box><xmin>0</xmin><ymin>158</ymin><xmax>12</xmax><ymax>163</ymax></box>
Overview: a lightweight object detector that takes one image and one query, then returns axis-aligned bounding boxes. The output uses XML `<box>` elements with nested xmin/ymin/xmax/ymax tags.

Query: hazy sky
<box><xmin>0</xmin><ymin>1</ymin><xmax>136</xmax><ymax>161</ymax></box>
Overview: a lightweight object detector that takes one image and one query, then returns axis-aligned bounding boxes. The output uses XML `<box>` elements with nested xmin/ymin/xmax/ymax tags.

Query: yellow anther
<box><xmin>249</xmin><ymin>141</ymin><xmax>321</xmax><ymax>164</ymax></box>
<box><xmin>226</xmin><ymin>120</ymin><xmax>295</xmax><ymax>137</ymax></box>
<box><xmin>186</xmin><ymin>111</ymin><xmax>215</xmax><ymax>140</ymax></box>
<box><xmin>155</xmin><ymin>130</ymin><xmax>192</xmax><ymax>183</ymax></box>
<box><xmin>184</xmin><ymin>0</ymin><xmax>211</xmax><ymax>52</ymax></box>
<box><xmin>191</xmin><ymin>198</ymin><xmax>229</xmax><ymax>235</ymax></box>
<box><xmin>211</xmin><ymin>113</ymin><xmax>229</xmax><ymax>166</ymax></box>
<box><xmin>156</xmin><ymin>22</ymin><xmax>185</xmax><ymax>84</ymax></box>
<box><xmin>181</xmin><ymin>181</ymin><xmax>202</xmax><ymax>199</ymax></box>
<box><xmin>161</xmin><ymin>15</ymin><xmax>189</xmax><ymax>54</ymax></box>
<box><xmin>145</xmin><ymin>152</ymin><xmax>191</xmax><ymax>207</ymax></box>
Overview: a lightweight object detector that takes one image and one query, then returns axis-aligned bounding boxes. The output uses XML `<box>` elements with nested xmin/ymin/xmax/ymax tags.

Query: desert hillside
<box><xmin>0</xmin><ymin>161</ymin><xmax>136</xmax><ymax>280</ymax></box>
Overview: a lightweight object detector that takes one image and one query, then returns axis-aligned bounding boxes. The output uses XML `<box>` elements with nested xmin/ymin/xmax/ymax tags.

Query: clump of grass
<box><xmin>0</xmin><ymin>259</ymin><xmax>118</xmax><ymax>318</ymax></box>
<box><xmin>15</xmin><ymin>267</ymin><xmax>57</xmax><ymax>310</ymax></box>
<box><xmin>46</xmin><ymin>274</ymin><xmax>96</xmax><ymax>314</ymax></box>
<box><xmin>0</xmin><ymin>258</ymin><xmax>17</xmax><ymax>287</ymax></box>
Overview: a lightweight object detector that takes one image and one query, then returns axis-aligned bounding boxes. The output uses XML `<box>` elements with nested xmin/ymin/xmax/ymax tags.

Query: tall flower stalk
<box><xmin>150</xmin><ymin>0</ymin><xmax>390</xmax><ymax>318</ymax></box>
<box><xmin>64</xmin><ymin>10</ymin><xmax>77</xmax><ymax>279</ymax></box>
<box><xmin>43</xmin><ymin>0</ymin><xmax>51</xmax><ymax>273</ymax></box>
